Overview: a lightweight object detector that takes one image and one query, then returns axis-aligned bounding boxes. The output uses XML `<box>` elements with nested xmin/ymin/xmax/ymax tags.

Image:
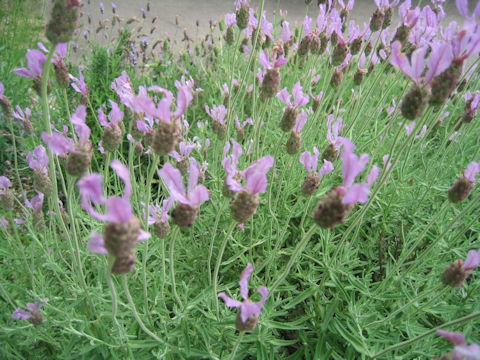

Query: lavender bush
<box><xmin>0</xmin><ymin>0</ymin><xmax>479</xmax><ymax>358</ymax></box>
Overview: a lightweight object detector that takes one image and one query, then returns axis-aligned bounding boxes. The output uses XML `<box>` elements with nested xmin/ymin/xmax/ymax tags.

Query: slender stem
<box><xmin>105</xmin><ymin>255</ymin><xmax>127</xmax><ymax>345</ymax></box>
<box><xmin>371</xmin><ymin>311</ymin><xmax>480</xmax><ymax>358</ymax></box>
<box><xmin>169</xmin><ymin>226</ymin><xmax>183</xmax><ymax>309</ymax></box>
<box><xmin>229</xmin><ymin>332</ymin><xmax>245</xmax><ymax>360</ymax></box>
<box><xmin>208</xmin><ymin>199</ymin><xmax>228</xmax><ymax>285</ymax></box>
<box><xmin>214</xmin><ymin>221</ymin><xmax>237</xmax><ymax>318</ymax></box>
<box><xmin>142</xmin><ymin>155</ymin><xmax>159</xmax><ymax>319</ymax></box>
<box><xmin>121</xmin><ymin>275</ymin><xmax>167</xmax><ymax>346</ymax></box>
<box><xmin>270</xmin><ymin>225</ymin><xmax>317</xmax><ymax>293</ymax></box>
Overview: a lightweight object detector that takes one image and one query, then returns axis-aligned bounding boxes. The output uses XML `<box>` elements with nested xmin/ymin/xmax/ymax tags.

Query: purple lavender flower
<box><xmin>70</xmin><ymin>69</ymin><xmax>89</xmax><ymax>103</ymax></box>
<box><xmin>78</xmin><ymin>160</ymin><xmax>150</xmax><ymax>274</ymax></box>
<box><xmin>13</xmin><ymin>105</ymin><xmax>33</xmax><ymax>133</ymax></box>
<box><xmin>13</xmin><ymin>49</ymin><xmax>46</xmax><ymax>79</ymax></box>
<box><xmin>144</xmin><ymin>197</ymin><xmax>174</xmax><ymax>238</ymax></box>
<box><xmin>169</xmin><ymin>141</ymin><xmax>197</xmax><ymax>174</ymax></box>
<box><xmin>205</xmin><ymin>104</ymin><xmax>227</xmax><ymax>139</ymax></box>
<box><xmin>0</xmin><ymin>176</ymin><xmax>11</xmax><ymax>194</ymax></box>
<box><xmin>27</xmin><ymin>146</ymin><xmax>49</xmax><ymax>175</ymax></box>
<box><xmin>339</xmin><ymin>138</ymin><xmax>379</xmax><ymax>205</ymax></box>
<box><xmin>258</xmin><ymin>50</ymin><xmax>288</xmax><ymax>71</ymax></box>
<box><xmin>225</xmin><ymin>13</ymin><xmax>236</xmax><ymax>27</ymax></box>
<box><xmin>12</xmin><ymin>298</ymin><xmax>48</xmax><ymax>325</ymax></box>
<box><xmin>226</xmin><ymin>155</ymin><xmax>274</xmax><ymax>196</ymax></box>
<box><xmin>437</xmin><ymin>330</ymin><xmax>480</xmax><ymax>360</ymax></box>
<box><xmin>442</xmin><ymin>249</ymin><xmax>480</xmax><ymax>287</ymax></box>
<box><xmin>235</xmin><ymin>116</ymin><xmax>253</xmax><ymax>140</ymax></box>
<box><xmin>218</xmin><ymin>263</ymin><xmax>268</xmax><ymax>331</ymax></box>
<box><xmin>300</xmin><ymin>147</ymin><xmax>334</xmax><ymax>196</ymax></box>
<box><xmin>158</xmin><ymin>158</ymin><xmax>209</xmax><ymax>227</ymax></box>
<box><xmin>449</xmin><ymin>161</ymin><xmax>480</xmax><ymax>203</ymax></box>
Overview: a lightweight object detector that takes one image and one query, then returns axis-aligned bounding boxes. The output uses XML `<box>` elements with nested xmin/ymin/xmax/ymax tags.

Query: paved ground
<box><xmin>76</xmin><ymin>0</ymin><xmax>464</xmax><ymax>52</ymax></box>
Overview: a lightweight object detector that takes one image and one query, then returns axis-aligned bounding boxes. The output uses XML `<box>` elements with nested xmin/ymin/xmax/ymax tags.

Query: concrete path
<box><xmin>76</xmin><ymin>0</ymin><xmax>464</xmax><ymax>53</ymax></box>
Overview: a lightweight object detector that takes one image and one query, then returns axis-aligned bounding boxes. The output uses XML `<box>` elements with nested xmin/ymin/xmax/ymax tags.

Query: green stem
<box><xmin>121</xmin><ymin>274</ymin><xmax>167</xmax><ymax>346</ymax></box>
<box><xmin>229</xmin><ymin>332</ymin><xmax>245</xmax><ymax>360</ymax></box>
<box><xmin>208</xmin><ymin>199</ymin><xmax>228</xmax><ymax>285</ymax></box>
<box><xmin>371</xmin><ymin>311</ymin><xmax>480</xmax><ymax>358</ymax></box>
<box><xmin>270</xmin><ymin>225</ymin><xmax>317</xmax><ymax>293</ymax></box>
<box><xmin>214</xmin><ymin>221</ymin><xmax>237</xmax><ymax>318</ymax></box>
<box><xmin>142</xmin><ymin>154</ymin><xmax>159</xmax><ymax>319</ymax></box>
<box><xmin>169</xmin><ymin>226</ymin><xmax>183</xmax><ymax>309</ymax></box>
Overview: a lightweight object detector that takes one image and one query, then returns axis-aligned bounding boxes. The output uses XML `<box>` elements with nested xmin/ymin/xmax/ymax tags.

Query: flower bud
<box><xmin>442</xmin><ymin>259</ymin><xmax>468</xmax><ymax>287</ymax></box>
<box><xmin>448</xmin><ymin>178</ymin><xmax>473</xmax><ymax>203</ymax></box>
<box><xmin>286</xmin><ymin>131</ymin><xmax>302</xmax><ymax>155</ymax></box>
<box><xmin>349</xmin><ymin>38</ymin><xmax>363</xmax><ymax>55</ymax></box>
<box><xmin>330</xmin><ymin>69</ymin><xmax>343</xmax><ymax>88</ymax></box>
<box><xmin>369</xmin><ymin>9</ymin><xmax>385</xmax><ymax>32</ymax></box>
<box><xmin>383</xmin><ymin>7</ymin><xmax>393</xmax><ymax>29</ymax></box>
<box><xmin>236</xmin><ymin>5</ymin><xmax>249</xmax><ymax>30</ymax></box>
<box><xmin>280</xmin><ymin>107</ymin><xmax>298</xmax><ymax>132</ymax></box>
<box><xmin>0</xmin><ymin>191</ymin><xmax>13</xmax><ymax>210</ymax></box>
<box><xmin>400</xmin><ymin>84</ymin><xmax>430</xmax><ymax>120</ymax></box>
<box><xmin>29</xmin><ymin>311</ymin><xmax>44</xmax><ymax>326</ymax></box>
<box><xmin>54</xmin><ymin>60</ymin><xmax>70</xmax><ymax>88</ymax></box>
<box><xmin>331</xmin><ymin>42</ymin><xmax>348</xmax><ymax>66</ymax></box>
<box><xmin>365</xmin><ymin>41</ymin><xmax>373</xmax><ymax>56</ymax></box>
<box><xmin>312</xmin><ymin>186</ymin><xmax>354</xmax><ymax>229</ymax></box>
<box><xmin>66</xmin><ymin>143</ymin><xmax>92</xmax><ymax>177</ymax></box>
<box><xmin>260</xmin><ymin>69</ymin><xmax>281</xmax><ymax>100</ymax></box>
<box><xmin>153</xmin><ymin>122</ymin><xmax>181</xmax><ymax>155</ymax></box>
<box><xmin>34</xmin><ymin>170</ymin><xmax>53</xmax><ymax>196</ymax></box>
<box><xmin>226</xmin><ymin>27</ymin><xmax>234</xmax><ymax>45</ymax></box>
<box><xmin>102</xmin><ymin>124</ymin><xmax>123</xmax><ymax>152</ymax></box>
<box><xmin>298</xmin><ymin>36</ymin><xmax>310</xmax><ymax>56</ymax></box>
<box><xmin>309</xmin><ymin>36</ymin><xmax>322</xmax><ymax>54</ymax></box>
<box><xmin>171</xmin><ymin>203</ymin><xmax>198</xmax><ymax>227</ymax></box>
<box><xmin>0</xmin><ymin>96</ymin><xmax>13</xmax><ymax>120</ymax></box>
<box><xmin>111</xmin><ymin>250</ymin><xmax>136</xmax><ymax>274</ymax></box>
<box><xmin>301</xmin><ymin>175</ymin><xmax>320</xmax><ymax>196</ymax></box>
<box><xmin>236</xmin><ymin>127</ymin><xmax>245</xmax><ymax>141</ymax></box>
<box><xmin>153</xmin><ymin>220</ymin><xmax>170</xmax><ymax>238</ymax></box>
<box><xmin>230</xmin><ymin>191</ymin><xmax>259</xmax><ymax>223</ymax></box>
<box><xmin>46</xmin><ymin>0</ymin><xmax>82</xmax><ymax>45</ymax></box>
<box><xmin>104</xmin><ymin>216</ymin><xmax>140</xmax><ymax>274</ymax></box>
<box><xmin>429</xmin><ymin>62</ymin><xmax>462</xmax><ymax>106</ymax></box>
<box><xmin>236</xmin><ymin>308</ymin><xmax>259</xmax><ymax>331</ymax></box>
<box><xmin>354</xmin><ymin>69</ymin><xmax>366</xmax><ymax>86</ymax></box>
<box><xmin>392</xmin><ymin>24</ymin><xmax>410</xmax><ymax>47</ymax></box>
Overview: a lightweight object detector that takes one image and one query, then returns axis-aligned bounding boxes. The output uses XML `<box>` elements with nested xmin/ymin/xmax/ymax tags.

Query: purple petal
<box><xmin>318</xmin><ymin>160</ymin><xmax>334</xmax><ymax>177</ymax></box>
<box><xmin>437</xmin><ymin>329</ymin><xmax>466</xmax><ymax>346</ymax></box>
<box><xmin>239</xmin><ymin>301</ymin><xmax>261</xmax><ymax>323</ymax></box>
<box><xmin>299</xmin><ymin>151</ymin><xmax>314</xmax><ymax>174</ymax></box>
<box><xmin>294</xmin><ymin>111</ymin><xmax>308</xmax><ymax>133</ymax></box>
<box><xmin>426</xmin><ymin>42</ymin><xmax>453</xmax><ymax>83</ymax></box>
<box><xmin>108</xmin><ymin>100</ymin><xmax>124</xmax><ymax>124</ymax></box>
<box><xmin>463</xmin><ymin>249</ymin><xmax>480</xmax><ymax>271</ymax></box>
<box><xmin>137</xmin><ymin>229</ymin><xmax>151</xmax><ymax>242</ymax></box>
<box><xmin>226</xmin><ymin>175</ymin><xmax>244</xmax><ymax>192</ymax></box>
<box><xmin>111</xmin><ymin>160</ymin><xmax>131</xmax><ymax>199</ymax></box>
<box><xmin>105</xmin><ymin>196</ymin><xmax>132</xmax><ymax>223</ymax></box>
<box><xmin>259</xmin><ymin>51</ymin><xmax>270</xmax><ymax>69</ymax></box>
<box><xmin>292</xmin><ymin>82</ymin><xmax>309</xmax><ymax>108</ymax></box>
<box><xmin>367</xmin><ymin>165</ymin><xmax>379</xmax><ymax>185</ymax></box>
<box><xmin>158</xmin><ymin>163</ymin><xmax>187</xmax><ymax>204</ymax></box>
<box><xmin>410</xmin><ymin>46</ymin><xmax>427</xmax><ymax>81</ymax></box>
<box><xmin>456</xmin><ymin>0</ymin><xmax>469</xmax><ymax>17</ymax></box>
<box><xmin>243</xmin><ymin>156</ymin><xmax>274</xmax><ymax>183</ymax></box>
<box><xmin>77</xmin><ymin>173</ymin><xmax>105</xmax><ymax>204</ymax></box>
<box><xmin>71</xmin><ymin>105</ymin><xmax>91</xmax><ymax>145</ymax></box>
<box><xmin>390</xmin><ymin>41</ymin><xmax>413</xmax><ymax>81</ymax></box>
<box><xmin>12</xmin><ymin>308</ymin><xmax>31</xmax><ymax>320</ymax></box>
<box><xmin>188</xmin><ymin>185</ymin><xmax>209</xmax><ymax>206</ymax></box>
<box><xmin>277</xmin><ymin>88</ymin><xmax>292</xmax><ymax>107</ymax></box>
<box><xmin>173</xmin><ymin>84</ymin><xmax>193</xmax><ymax>120</ymax></box>
<box><xmin>26</xmin><ymin>49</ymin><xmax>46</xmax><ymax>76</ymax></box>
<box><xmin>463</xmin><ymin>162</ymin><xmax>480</xmax><ymax>183</ymax></box>
<box><xmin>239</xmin><ymin>263</ymin><xmax>253</xmax><ymax>300</ymax></box>
<box><xmin>246</xmin><ymin>172</ymin><xmax>267</xmax><ymax>194</ymax></box>
<box><xmin>88</xmin><ymin>231</ymin><xmax>108</xmax><ymax>254</ymax></box>
<box><xmin>187</xmin><ymin>158</ymin><xmax>200</xmax><ymax>195</ymax></box>
<box><xmin>26</xmin><ymin>302</ymin><xmax>42</xmax><ymax>312</ymax></box>
<box><xmin>218</xmin><ymin>292</ymin><xmax>242</xmax><ymax>308</ymax></box>
<box><xmin>0</xmin><ymin>176</ymin><xmax>11</xmax><ymax>190</ymax></box>
<box><xmin>13</xmin><ymin>67</ymin><xmax>34</xmax><ymax>78</ymax></box>
<box><xmin>55</xmin><ymin>43</ymin><xmax>67</xmax><ymax>58</ymax></box>
<box><xmin>342</xmin><ymin>183</ymin><xmax>370</xmax><ymax>204</ymax></box>
<box><xmin>41</xmin><ymin>132</ymin><xmax>74</xmax><ymax>157</ymax></box>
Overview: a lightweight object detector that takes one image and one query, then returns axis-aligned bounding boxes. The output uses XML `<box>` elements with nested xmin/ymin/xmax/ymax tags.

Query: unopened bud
<box><xmin>330</xmin><ymin>69</ymin><xmax>343</xmax><ymax>88</ymax></box>
<box><xmin>260</xmin><ymin>69</ymin><xmax>281</xmax><ymax>100</ymax></box>
<box><xmin>46</xmin><ymin>0</ymin><xmax>82</xmax><ymax>45</ymax></box>
<box><xmin>171</xmin><ymin>203</ymin><xmax>198</xmax><ymax>227</ymax></box>
<box><xmin>236</xmin><ymin>5</ymin><xmax>249</xmax><ymax>30</ymax></box>
<box><xmin>448</xmin><ymin>177</ymin><xmax>473</xmax><ymax>203</ymax></box>
<box><xmin>401</xmin><ymin>84</ymin><xmax>430</xmax><ymax>120</ymax></box>
<box><xmin>102</xmin><ymin>124</ymin><xmax>123</xmax><ymax>152</ymax></box>
<box><xmin>369</xmin><ymin>8</ymin><xmax>385</xmax><ymax>32</ymax></box>
<box><xmin>280</xmin><ymin>107</ymin><xmax>298</xmax><ymax>132</ymax></box>
<box><xmin>153</xmin><ymin>220</ymin><xmax>170</xmax><ymax>238</ymax></box>
<box><xmin>34</xmin><ymin>170</ymin><xmax>53</xmax><ymax>196</ymax></box>
<box><xmin>301</xmin><ymin>175</ymin><xmax>320</xmax><ymax>196</ymax></box>
<box><xmin>230</xmin><ymin>191</ymin><xmax>259</xmax><ymax>223</ymax></box>
<box><xmin>312</xmin><ymin>186</ymin><xmax>354</xmax><ymax>229</ymax></box>
<box><xmin>286</xmin><ymin>131</ymin><xmax>302</xmax><ymax>155</ymax></box>
<box><xmin>331</xmin><ymin>42</ymin><xmax>348</xmax><ymax>66</ymax></box>
<box><xmin>442</xmin><ymin>259</ymin><xmax>468</xmax><ymax>287</ymax></box>
<box><xmin>153</xmin><ymin>122</ymin><xmax>181</xmax><ymax>155</ymax></box>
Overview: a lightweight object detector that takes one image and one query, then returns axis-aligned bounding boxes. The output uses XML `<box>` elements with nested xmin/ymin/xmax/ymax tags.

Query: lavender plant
<box><xmin>1</xmin><ymin>0</ymin><xmax>480</xmax><ymax>358</ymax></box>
